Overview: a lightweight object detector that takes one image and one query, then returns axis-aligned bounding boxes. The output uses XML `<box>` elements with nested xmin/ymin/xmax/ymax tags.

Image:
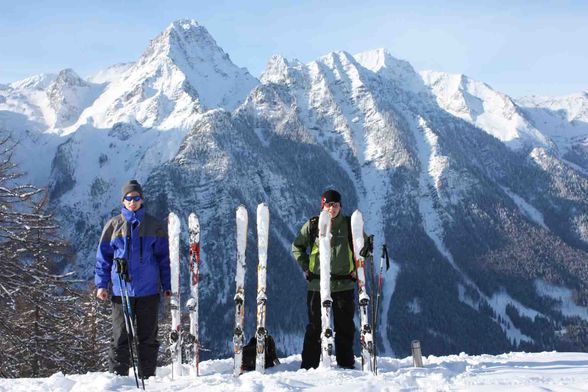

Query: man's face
<box><xmin>122</xmin><ymin>191</ymin><xmax>143</xmax><ymax>212</ymax></box>
<box><xmin>323</xmin><ymin>201</ymin><xmax>341</xmax><ymax>218</ymax></box>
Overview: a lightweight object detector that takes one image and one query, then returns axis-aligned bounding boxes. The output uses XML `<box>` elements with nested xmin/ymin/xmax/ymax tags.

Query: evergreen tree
<box><xmin>0</xmin><ymin>135</ymin><xmax>85</xmax><ymax>377</ymax></box>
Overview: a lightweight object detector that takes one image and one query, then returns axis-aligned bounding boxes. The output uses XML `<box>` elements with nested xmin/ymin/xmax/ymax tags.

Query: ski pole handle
<box><xmin>114</xmin><ymin>257</ymin><xmax>131</xmax><ymax>282</ymax></box>
<box><xmin>378</xmin><ymin>245</ymin><xmax>389</xmax><ymax>290</ymax></box>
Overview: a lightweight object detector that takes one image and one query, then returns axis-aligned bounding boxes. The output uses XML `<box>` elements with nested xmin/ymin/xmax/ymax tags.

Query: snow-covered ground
<box><xmin>3</xmin><ymin>352</ymin><xmax>588</xmax><ymax>391</ymax></box>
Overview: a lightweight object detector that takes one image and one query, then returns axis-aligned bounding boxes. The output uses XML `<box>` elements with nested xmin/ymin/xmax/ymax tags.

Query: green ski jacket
<box><xmin>291</xmin><ymin>212</ymin><xmax>356</xmax><ymax>293</ymax></box>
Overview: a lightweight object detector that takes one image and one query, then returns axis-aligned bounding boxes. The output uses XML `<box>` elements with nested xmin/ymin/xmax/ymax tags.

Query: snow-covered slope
<box><xmin>516</xmin><ymin>92</ymin><xmax>588</xmax><ymax>159</ymax></box>
<box><xmin>518</xmin><ymin>92</ymin><xmax>588</xmax><ymax>127</ymax></box>
<box><xmin>2</xmin><ymin>352</ymin><xmax>588</xmax><ymax>391</ymax></box>
<box><xmin>420</xmin><ymin>70</ymin><xmax>553</xmax><ymax>150</ymax></box>
<box><xmin>72</xmin><ymin>19</ymin><xmax>258</xmax><ymax>131</ymax></box>
<box><xmin>0</xmin><ymin>69</ymin><xmax>104</xmax><ymax>131</ymax></box>
<box><xmin>354</xmin><ymin>48</ymin><xmax>425</xmax><ymax>93</ymax></box>
<box><xmin>0</xmin><ymin>73</ymin><xmax>57</xmax><ymax>131</ymax></box>
<box><xmin>46</xmin><ymin>69</ymin><xmax>105</xmax><ymax>128</ymax></box>
<box><xmin>87</xmin><ymin>62</ymin><xmax>134</xmax><ymax>84</ymax></box>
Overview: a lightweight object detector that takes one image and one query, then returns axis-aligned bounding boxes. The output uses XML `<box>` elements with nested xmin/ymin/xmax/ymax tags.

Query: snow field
<box><xmin>2</xmin><ymin>352</ymin><xmax>588</xmax><ymax>391</ymax></box>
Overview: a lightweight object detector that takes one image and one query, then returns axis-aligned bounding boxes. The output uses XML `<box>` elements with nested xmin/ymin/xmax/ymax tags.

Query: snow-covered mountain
<box><xmin>516</xmin><ymin>92</ymin><xmax>588</xmax><ymax>174</ymax></box>
<box><xmin>2</xmin><ymin>21</ymin><xmax>588</xmax><ymax>360</ymax></box>
<box><xmin>71</xmin><ymin>19</ymin><xmax>258</xmax><ymax>131</ymax></box>
<box><xmin>87</xmin><ymin>62</ymin><xmax>134</xmax><ymax>84</ymax></box>
<box><xmin>46</xmin><ymin>68</ymin><xmax>105</xmax><ymax>129</ymax></box>
<box><xmin>0</xmin><ymin>73</ymin><xmax>58</xmax><ymax>132</ymax></box>
<box><xmin>420</xmin><ymin>69</ymin><xmax>553</xmax><ymax>150</ymax></box>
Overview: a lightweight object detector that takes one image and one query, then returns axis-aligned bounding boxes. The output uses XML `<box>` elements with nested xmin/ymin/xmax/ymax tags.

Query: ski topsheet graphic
<box><xmin>255</xmin><ymin>203</ymin><xmax>269</xmax><ymax>373</ymax></box>
<box><xmin>318</xmin><ymin>210</ymin><xmax>334</xmax><ymax>368</ymax></box>
<box><xmin>233</xmin><ymin>205</ymin><xmax>248</xmax><ymax>376</ymax></box>
<box><xmin>351</xmin><ymin>209</ymin><xmax>375</xmax><ymax>373</ymax></box>
<box><xmin>168</xmin><ymin>212</ymin><xmax>183</xmax><ymax>379</ymax></box>
<box><xmin>186</xmin><ymin>212</ymin><xmax>201</xmax><ymax>376</ymax></box>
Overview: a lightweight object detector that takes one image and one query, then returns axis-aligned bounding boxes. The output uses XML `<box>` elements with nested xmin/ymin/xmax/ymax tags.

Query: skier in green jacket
<box><xmin>292</xmin><ymin>189</ymin><xmax>356</xmax><ymax>369</ymax></box>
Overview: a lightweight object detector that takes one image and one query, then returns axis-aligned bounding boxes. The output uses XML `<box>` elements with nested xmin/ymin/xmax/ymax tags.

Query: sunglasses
<box><xmin>124</xmin><ymin>195</ymin><xmax>142</xmax><ymax>202</ymax></box>
<box><xmin>324</xmin><ymin>202</ymin><xmax>340</xmax><ymax>208</ymax></box>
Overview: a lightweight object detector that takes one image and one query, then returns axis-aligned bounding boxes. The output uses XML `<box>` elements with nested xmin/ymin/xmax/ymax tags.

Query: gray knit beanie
<box><xmin>121</xmin><ymin>180</ymin><xmax>143</xmax><ymax>200</ymax></box>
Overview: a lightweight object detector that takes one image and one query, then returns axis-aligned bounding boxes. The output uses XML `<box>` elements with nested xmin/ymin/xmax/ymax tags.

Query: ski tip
<box><xmin>168</xmin><ymin>212</ymin><xmax>181</xmax><ymax>235</ymax></box>
<box><xmin>168</xmin><ymin>211</ymin><xmax>179</xmax><ymax>223</ymax></box>
<box><xmin>236</xmin><ymin>205</ymin><xmax>248</xmax><ymax>221</ymax></box>
<box><xmin>257</xmin><ymin>203</ymin><xmax>269</xmax><ymax>222</ymax></box>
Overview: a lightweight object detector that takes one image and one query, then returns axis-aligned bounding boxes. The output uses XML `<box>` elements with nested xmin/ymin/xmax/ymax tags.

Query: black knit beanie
<box><xmin>121</xmin><ymin>180</ymin><xmax>143</xmax><ymax>200</ymax></box>
<box><xmin>321</xmin><ymin>189</ymin><xmax>341</xmax><ymax>207</ymax></box>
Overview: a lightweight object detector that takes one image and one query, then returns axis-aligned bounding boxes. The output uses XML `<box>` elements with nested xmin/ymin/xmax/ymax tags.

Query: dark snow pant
<box><xmin>300</xmin><ymin>289</ymin><xmax>356</xmax><ymax>369</ymax></box>
<box><xmin>109</xmin><ymin>294</ymin><xmax>160</xmax><ymax>378</ymax></box>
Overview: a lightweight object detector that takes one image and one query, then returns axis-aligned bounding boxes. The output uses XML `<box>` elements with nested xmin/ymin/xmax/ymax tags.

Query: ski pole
<box><xmin>373</xmin><ymin>245</ymin><xmax>390</xmax><ymax>373</ymax></box>
<box><xmin>367</xmin><ymin>242</ymin><xmax>377</xmax><ymax>374</ymax></box>
<box><xmin>115</xmin><ymin>258</ymin><xmax>145</xmax><ymax>390</ymax></box>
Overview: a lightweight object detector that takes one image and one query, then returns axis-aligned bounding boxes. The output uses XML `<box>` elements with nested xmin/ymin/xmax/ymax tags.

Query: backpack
<box><xmin>241</xmin><ymin>334</ymin><xmax>280</xmax><ymax>372</ymax></box>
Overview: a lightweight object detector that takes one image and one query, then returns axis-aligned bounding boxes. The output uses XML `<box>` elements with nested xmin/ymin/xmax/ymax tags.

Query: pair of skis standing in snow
<box><xmin>308</xmin><ymin>208</ymin><xmax>389</xmax><ymax>374</ymax></box>
<box><xmin>166</xmin><ymin>212</ymin><xmax>202</xmax><ymax>379</ymax></box>
<box><xmin>165</xmin><ymin>204</ymin><xmax>277</xmax><ymax>379</ymax></box>
<box><xmin>232</xmin><ymin>203</ymin><xmax>280</xmax><ymax>376</ymax></box>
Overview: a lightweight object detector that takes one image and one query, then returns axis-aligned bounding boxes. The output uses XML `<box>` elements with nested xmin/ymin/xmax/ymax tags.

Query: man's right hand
<box><xmin>96</xmin><ymin>288</ymin><xmax>109</xmax><ymax>301</ymax></box>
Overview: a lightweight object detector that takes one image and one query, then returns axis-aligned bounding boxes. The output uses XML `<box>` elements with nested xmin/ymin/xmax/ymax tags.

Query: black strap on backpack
<box><xmin>307</xmin><ymin>272</ymin><xmax>356</xmax><ymax>282</ymax></box>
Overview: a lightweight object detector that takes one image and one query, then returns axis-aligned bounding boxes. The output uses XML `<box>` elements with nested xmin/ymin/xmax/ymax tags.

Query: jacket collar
<box><xmin>121</xmin><ymin>205</ymin><xmax>145</xmax><ymax>224</ymax></box>
<box><xmin>329</xmin><ymin>210</ymin><xmax>344</xmax><ymax>227</ymax></box>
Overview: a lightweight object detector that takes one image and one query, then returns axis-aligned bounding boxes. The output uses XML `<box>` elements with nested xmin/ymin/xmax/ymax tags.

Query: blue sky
<box><xmin>1</xmin><ymin>0</ymin><xmax>586</xmax><ymax>97</ymax></box>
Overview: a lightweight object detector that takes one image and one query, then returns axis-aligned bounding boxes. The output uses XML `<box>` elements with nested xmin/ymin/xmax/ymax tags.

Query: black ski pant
<box><xmin>300</xmin><ymin>289</ymin><xmax>356</xmax><ymax>369</ymax></box>
<box><xmin>109</xmin><ymin>294</ymin><xmax>160</xmax><ymax>377</ymax></box>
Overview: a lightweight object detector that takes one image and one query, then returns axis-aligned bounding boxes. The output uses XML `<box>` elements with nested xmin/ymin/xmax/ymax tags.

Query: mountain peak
<box><xmin>354</xmin><ymin>49</ymin><xmax>423</xmax><ymax>92</ymax></box>
<box><xmin>46</xmin><ymin>68</ymin><xmax>102</xmax><ymax>129</ymax></box>
<box><xmin>260</xmin><ymin>55</ymin><xmax>306</xmax><ymax>84</ymax></box>
<box><xmin>73</xmin><ymin>19</ymin><xmax>257</xmax><ymax>129</ymax></box>
<box><xmin>421</xmin><ymin>70</ymin><xmax>553</xmax><ymax>149</ymax></box>
<box><xmin>353</xmin><ymin>48</ymin><xmax>391</xmax><ymax>70</ymax></box>
<box><xmin>139</xmin><ymin>18</ymin><xmax>222</xmax><ymax>66</ymax></box>
<box><xmin>168</xmin><ymin>18</ymin><xmax>200</xmax><ymax>31</ymax></box>
<box><xmin>317</xmin><ymin>50</ymin><xmax>357</xmax><ymax>68</ymax></box>
<box><xmin>10</xmin><ymin>73</ymin><xmax>57</xmax><ymax>90</ymax></box>
<box><xmin>53</xmin><ymin>68</ymin><xmax>87</xmax><ymax>88</ymax></box>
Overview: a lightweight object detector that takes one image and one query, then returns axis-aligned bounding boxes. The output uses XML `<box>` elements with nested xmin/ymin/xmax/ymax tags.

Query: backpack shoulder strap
<box><xmin>308</xmin><ymin>215</ymin><xmax>319</xmax><ymax>249</ymax></box>
<box><xmin>346</xmin><ymin>215</ymin><xmax>354</xmax><ymax>255</ymax></box>
<box><xmin>346</xmin><ymin>215</ymin><xmax>357</xmax><ymax>273</ymax></box>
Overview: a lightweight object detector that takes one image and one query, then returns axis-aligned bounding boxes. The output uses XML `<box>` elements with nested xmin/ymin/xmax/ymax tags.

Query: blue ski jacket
<box><xmin>95</xmin><ymin>206</ymin><xmax>171</xmax><ymax>297</ymax></box>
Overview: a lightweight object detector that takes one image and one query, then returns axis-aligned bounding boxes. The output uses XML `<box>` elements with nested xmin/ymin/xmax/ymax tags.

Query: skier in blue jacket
<box><xmin>95</xmin><ymin>179</ymin><xmax>171</xmax><ymax>378</ymax></box>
